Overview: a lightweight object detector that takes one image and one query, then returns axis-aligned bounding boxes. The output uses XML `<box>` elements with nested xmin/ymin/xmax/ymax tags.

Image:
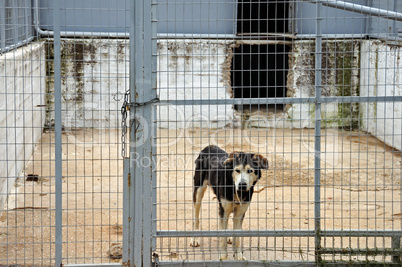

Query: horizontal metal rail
<box><xmin>304</xmin><ymin>0</ymin><xmax>402</xmax><ymax>22</ymax></box>
<box><xmin>154</xmin><ymin>261</ymin><xmax>317</xmax><ymax>266</ymax></box>
<box><xmin>65</xmin><ymin>265</ymin><xmax>122</xmax><ymax>267</ymax></box>
<box><xmin>33</xmin><ymin>0</ymin><xmax>236</xmax><ymax>39</ymax></box>
<box><xmin>157</xmin><ymin>230</ymin><xmax>402</xmax><ymax>238</ymax></box>
<box><xmin>33</xmin><ymin>0</ymin><xmax>402</xmax><ymax>38</ymax></box>
<box><xmin>319</xmin><ymin>248</ymin><xmax>402</xmax><ymax>255</ymax></box>
<box><xmin>159</xmin><ymin>96</ymin><xmax>402</xmax><ymax>106</ymax></box>
<box><xmin>153</xmin><ymin>261</ymin><xmax>402</xmax><ymax>266</ymax></box>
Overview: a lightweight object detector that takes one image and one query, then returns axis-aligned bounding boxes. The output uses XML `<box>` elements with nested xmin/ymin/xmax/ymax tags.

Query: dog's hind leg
<box><xmin>218</xmin><ymin>202</ymin><xmax>232</xmax><ymax>260</ymax></box>
<box><xmin>232</xmin><ymin>203</ymin><xmax>249</xmax><ymax>260</ymax></box>
<box><xmin>189</xmin><ymin>181</ymin><xmax>207</xmax><ymax>247</ymax></box>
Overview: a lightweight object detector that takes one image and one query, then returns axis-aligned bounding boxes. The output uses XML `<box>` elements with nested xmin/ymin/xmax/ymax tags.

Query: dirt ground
<box><xmin>0</xmin><ymin>128</ymin><xmax>401</xmax><ymax>265</ymax></box>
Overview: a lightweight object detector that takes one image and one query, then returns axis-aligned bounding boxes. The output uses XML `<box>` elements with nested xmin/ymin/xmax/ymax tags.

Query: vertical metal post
<box><xmin>392</xmin><ymin>0</ymin><xmax>397</xmax><ymax>36</ymax></box>
<box><xmin>24</xmin><ymin>0</ymin><xmax>29</xmax><ymax>40</ymax></box>
<box><xmin>392</xmin><ymin>236</ymin><xmax>401</xmax><ymax>263</ymax></box>
<box><xmin>151</xmin><ymin>0</ymin><xmax>158</xmax><ymax>252</ymax></box>
<box><xmin>130</xmin><ymin>0</ymin><xmax>156</xmax><ymax>266</ymax></box>
<box><xmin>0</xmin><ymin>0</ymin><xmax>5</xmax><ymax>50</ymax></box>
<box><xmin>53</xmin><ymin>0</ymin><xmax>63</xmax><ymax>265</ymax></box>
<box><xmin>11</xmin><ymin>0</ymin><xmax>18</xmax><ymax>45</ymax></box>
<box><xmin>122</xmin><ymin>158</ymin><xmax>131</xmax><ymax>264</ymax></box>
<box><xmin>314</xmin><ymin>0</ymin><xmax>322</xmax><ymax>264</ymax></box>
<box><xmin>129</xmin><ymin>0</ymin><xmax>141</xmax><ymax>265</ymax></box>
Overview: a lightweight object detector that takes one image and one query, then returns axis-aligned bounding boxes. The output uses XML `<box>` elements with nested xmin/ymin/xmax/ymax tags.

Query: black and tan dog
<box><xmin>189</xmin><ymin>145</ymin><xmax>268</xmax><ymax>260</ymax></box>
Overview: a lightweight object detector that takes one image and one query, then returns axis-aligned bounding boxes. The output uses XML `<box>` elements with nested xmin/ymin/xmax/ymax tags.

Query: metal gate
<box><xmin>128</xmin><ymin>0</ymin><xmax>402</xmax><ymax>266</ymax></box>
<box><xmin>0</xmin><ymin>0</ymin><xmax>401</xmax><ymax>266</ymax></box>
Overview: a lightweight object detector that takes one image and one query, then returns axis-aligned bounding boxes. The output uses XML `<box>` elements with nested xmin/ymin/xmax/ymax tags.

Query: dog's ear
<box><xmin>252</xmin><ymin>154</ymin><xmax>269</xmax><ymax>169</ymax></box>
<box><xmin>227</xmin><ymin>151</ymin><xmax>240</xmax><ymax>159</ymax></box>
<box><xmin>223</xmin><ymin>151</ymin><xmax>238</xmax><ymax>167</ymax></box>
<box><xmin>223</xmin><ymin>157</ymin><xmax>233</xmax><ymax>168</ymax></box>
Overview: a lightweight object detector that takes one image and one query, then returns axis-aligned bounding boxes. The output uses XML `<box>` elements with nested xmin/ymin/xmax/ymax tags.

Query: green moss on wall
<box><xmin>45</xmin><ymin>41</ymin><xmax>55</xmax><ymax>128</ymax></box>
<box><xmin>335</xmin><ymin>41</ymin><xmax>360</xmax><ymax>130</ymax></box>
<box><xmin>44</xmin><ymin>39</ymin><xmax>97</xmax><ymax>128</ymax></box>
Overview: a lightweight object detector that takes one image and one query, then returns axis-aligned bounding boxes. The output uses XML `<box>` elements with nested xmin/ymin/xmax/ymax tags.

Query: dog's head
<box><xmin>223</xmin><ymin>152</ymin><xmax>268</xmax><ymax>192</ymax></box>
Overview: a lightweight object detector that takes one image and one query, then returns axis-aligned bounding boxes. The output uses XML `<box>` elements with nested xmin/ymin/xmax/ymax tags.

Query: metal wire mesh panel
<box><xmin>153</xmin><ymin>0</ymin><xmax>402</xmax><ymax>265</ymax></box>
<box><xmin>1</xmin><ymin>0</ymin><xmax>128</xmax><ymax>265</ymax></box>
<box><xmin>0</xmin><ymin>0</ymin><xmax>34</xmax><ymax>53</ymax></box>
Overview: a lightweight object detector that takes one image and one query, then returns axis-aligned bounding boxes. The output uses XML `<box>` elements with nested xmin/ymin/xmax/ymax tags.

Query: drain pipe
<box><xmin>34</xmin><ymin>0</ymin><xmax>402</xmax><ymax>38</ymax></box>
<box><xmin>33</xmin><ymin>0</ymin><xmax>235</xmax><ymax>39</ymax></box>
<box><xmin>303</xmin><ymin>0</ymin><xmax>402</xmax><ymax>22</ymax></box>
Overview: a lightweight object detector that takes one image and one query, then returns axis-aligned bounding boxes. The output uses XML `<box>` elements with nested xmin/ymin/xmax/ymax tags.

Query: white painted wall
<box><xmin>286</xmin><ymin>40</ymin><xmax>360</xmax><ymax>129</ymax></box>
<box><xmin>360</xmin><ymin>40</ymin><xmax>402</xmax><ymax>151</ymax></box>
<box><xmin>45</xmin><ymin>38</ymin><xmax>400</xmax><ymax>151</ymax></box>
<box><xmin>0</xmin><ymin>43</ymin><xmax>46</xmax><ymax>213</ymax></box>
<box><xmin>157</xmin><ymin>39</ymin><xmax>234</xmax><ymax>128</ymax></box>
<box><xmin>53</xmin><ymin>39</ymin><xmax>234</xmax><ymax>129</ymax></box>
<box><xmin>45</xmin><ymin>39</ymin><xmax>130</xmax><ymax>129</ymax></box>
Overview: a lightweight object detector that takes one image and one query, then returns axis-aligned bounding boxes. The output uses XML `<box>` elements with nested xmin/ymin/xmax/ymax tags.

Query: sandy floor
<box><xmin>0</xmin><ymin>128</ymin><xmax>401</xmax><ymax>265</ymax></box>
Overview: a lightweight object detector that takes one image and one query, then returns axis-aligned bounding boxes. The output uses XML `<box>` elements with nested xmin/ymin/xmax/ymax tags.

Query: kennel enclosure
<box><xmin>1</xmin><ymin>0</ymin><xmax>402</xmax><ymax>266</ymax></box>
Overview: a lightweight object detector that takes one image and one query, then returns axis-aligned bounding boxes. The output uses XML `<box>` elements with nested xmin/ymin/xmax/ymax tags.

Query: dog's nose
<box><xmin>238</xmin><ymin>182</ymin><xmax>248</xmax><ymax>191</ymax></box>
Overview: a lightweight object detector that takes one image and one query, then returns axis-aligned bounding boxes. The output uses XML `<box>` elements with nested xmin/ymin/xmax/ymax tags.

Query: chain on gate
<box><xmin>120</xmin><ymin>89</ymin><xmax>159</xmax><ymax>158</ymax></box>
<box><xmin>120</xmin><ymin>89</ymin><xmax>130</xmax><ymax>158</ymax></box>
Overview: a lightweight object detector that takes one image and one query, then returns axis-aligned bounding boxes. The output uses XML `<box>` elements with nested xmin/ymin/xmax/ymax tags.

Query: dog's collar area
<box><xmin>235</xmin><ymin>189</ymin><xmax>251</xmax><ymax>202</ymax></box>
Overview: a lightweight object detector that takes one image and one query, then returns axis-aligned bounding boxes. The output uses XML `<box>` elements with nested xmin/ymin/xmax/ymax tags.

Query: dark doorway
<box><xmin>231</xmin><ymin>44</ymin><xmax>289</xmax><ymax>110</ymax></box>
<box><xmin>237</xmin><ymin>0</ymin><xmax>289</xmax><ymax>34</ymax></box>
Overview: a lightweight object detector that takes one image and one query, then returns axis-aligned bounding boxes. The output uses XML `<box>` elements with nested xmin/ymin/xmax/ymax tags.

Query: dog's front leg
<box><xmin>218</xmin><ymin>204</ymin><xmax>229</xmax><ymax>260</ymax></box>
<box><xmin>190</xmin><ymin>186</ymin><xmax>207</xmax><ymax>247</ymax></box>
<box><xmin>232</xmin><ymin>203</ymin><xmax>249</xmax><ymax>260</ymax></box>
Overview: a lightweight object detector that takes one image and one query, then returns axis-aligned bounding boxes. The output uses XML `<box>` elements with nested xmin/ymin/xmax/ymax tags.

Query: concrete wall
<box><xmin>360</xmin><ymin>40</ymin><xmax>402</xmax><ymax>151</ymax></box>
<box><xmin>286</xmin><ymin>40</ymin><xmax>361</xmax><ymax>129</ymax></box>
<box><xmin>45</xmin><ymin>39</ymin><xmax>130</xmax><ymax>129</ymax></box>
<box><xmin>0</xmin><ymin>42</ymin><xmax>46</xmax><ymax>212</ymax></box>
<box><xmin>157</xmin><ymin>39</ymin><xmax>234</xmax><ymax>128</ymax></box>
<box><xmin>44</xmin><ymin>38</ymin><xmax>401</xmax><ymax>151</ymax></box>
<box><xmin>46</xmin><ymin>39</ymin><xmax>234</xmax><ymax>129</ymax></box>
<box><xmin>49</xmin><ymin>38</ymin><xmax>364</xmax><ymax>130</ymax></box>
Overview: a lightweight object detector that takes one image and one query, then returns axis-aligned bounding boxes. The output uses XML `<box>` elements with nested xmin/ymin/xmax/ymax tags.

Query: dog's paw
<box><xmin>227</xmin><ymin>238</ymin><xmax>232</xmax><ymax>244</ymax></box>
<box><xmin>219</xmin><ymin>255</ymin><xmax>228</xmax><ymax>260</ymax></box>
<box><xmin>189</xmin><ymin>238</ymin><xmax>200</xmax><ymax>247</ymax></box>
<box><xmin>234</xmin><ymin>253</ymin><xmax>246</xmax><ymax>261</ymax></box>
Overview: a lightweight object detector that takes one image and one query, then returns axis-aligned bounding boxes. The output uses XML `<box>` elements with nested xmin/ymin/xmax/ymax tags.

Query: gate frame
<box><xmin>123</xmin><ymin>0</ymin><xmax>402</xmax><ymax>266</ymax></box>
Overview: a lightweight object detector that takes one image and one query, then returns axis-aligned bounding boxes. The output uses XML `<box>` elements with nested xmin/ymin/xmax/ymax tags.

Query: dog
<box><xmin>189</xmin><ymin>145</ymin><xmax>268</xmax><ymax>260</ymax></box>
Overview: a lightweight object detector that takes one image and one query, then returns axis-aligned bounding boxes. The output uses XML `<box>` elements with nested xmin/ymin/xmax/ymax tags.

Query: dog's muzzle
<box><xmin>238</xmin><ymin>181</ymin><xmax>248</xmax><ymax>192</ymax></box>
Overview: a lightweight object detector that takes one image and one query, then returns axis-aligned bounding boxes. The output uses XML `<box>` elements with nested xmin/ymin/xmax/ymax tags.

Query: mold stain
<box><xmin>335</xmin><ymin>41</ymin><xmax>360</xmax><ymax>130</ymax></box>
<box><xmin>221</xmin><ymin>42</ymin><xmax>237</xmax><ymax>99</ymax></box>
<box><xmin>44</xmin><ymin>40</ymin><xmax>98</xmax><ymax>128</ymax></box>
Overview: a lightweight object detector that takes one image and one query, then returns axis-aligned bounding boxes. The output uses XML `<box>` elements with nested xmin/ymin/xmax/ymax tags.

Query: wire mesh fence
<box><xmin>0</xmin><ymin>0</ymin><xmax>401</xmax><ymax>266</ymax></box>
<box><xmin>0</xmin><ymin>0</ymin><xmax>34</xmax><ymax>53</ymax></box>
<box><xmin>1</xmin><ymin>0</ymin><xmax>128</xmax><ymax>265</ymax></box>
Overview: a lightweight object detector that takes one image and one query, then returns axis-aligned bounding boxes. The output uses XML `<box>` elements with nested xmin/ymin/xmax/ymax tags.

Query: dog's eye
<box><xmin>247</xmin><ymin>169</ymin><xmax>253</xmax><ymax>174</ymax></box>
<box><xmin>235</xmin><ymin>169</ymin><xmax>241</xmax><ymax>173</ymax></box>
